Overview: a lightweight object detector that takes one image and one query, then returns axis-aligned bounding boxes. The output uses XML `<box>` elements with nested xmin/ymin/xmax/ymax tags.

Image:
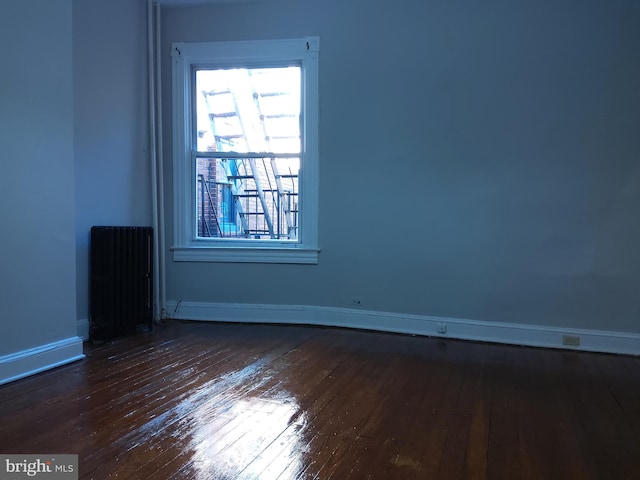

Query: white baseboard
<box><xmin>0</xmin><ymin>337</ymin><xmax>85</xmax><ymax>386</ymax></box>
<box><xmin>77</xmin><ymin>318</ymin><xmax>90</xmax><ymax>341</ymax></box>
<box><xmin>166</xmin><ymin>300</ymin><xmax>640</xmax><ymax>356</ymax></box>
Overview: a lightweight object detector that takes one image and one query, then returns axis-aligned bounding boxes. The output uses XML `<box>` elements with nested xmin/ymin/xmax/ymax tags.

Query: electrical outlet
<box><xmin>562</xmin><ymin>335</ymin><xmax>580</xmax><ymax>347</ymax></box>
<box><xmin>437</xmin><ymin>323</ymin><xmax>447</xmax><ymax>334</ymax></box>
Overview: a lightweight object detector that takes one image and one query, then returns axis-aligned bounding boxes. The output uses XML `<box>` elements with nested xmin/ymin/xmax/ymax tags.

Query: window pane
<box><xmin>196</xmin><ymin>157</ymin><xmax>299</xmax><ymax>240</ymax></box>
<box><xmin>196</xmin><ymin>67</ymin><xmax>301</xmax><ymax>154</ymax></box>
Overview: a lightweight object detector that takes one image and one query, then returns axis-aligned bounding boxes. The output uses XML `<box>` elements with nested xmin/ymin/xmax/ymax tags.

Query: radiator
<box><xmin>90</xmin><ymin>226</ymin><xmax>153</xmax><ymax>341</ymax></box>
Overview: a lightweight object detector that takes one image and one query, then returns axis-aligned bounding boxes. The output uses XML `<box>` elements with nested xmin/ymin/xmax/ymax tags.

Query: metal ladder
<box><xmin>251</xmin><ymin>75</ymin><xmax>300</xmax><ymax>239</ymax></box>
<box><xmin>201</xmin><ymin>75</ymin><xmax>275</xmax><ymax>239</ymax></box>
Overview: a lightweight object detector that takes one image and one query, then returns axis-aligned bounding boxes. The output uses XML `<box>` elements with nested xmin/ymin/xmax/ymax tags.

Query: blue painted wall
<box><xmin>73</xmin><ymin>0</ymin><xmax>152</xmax><ymax>328</ymax></box>
<box><xmin>0</xmin><ymin>0</ymin><xmax>77</xmax><ymax>354</ymax></box>
<box><xmin>161</xmin><ymin>0</ymin><xmax>640</xmax><ymax>333</ymax></box>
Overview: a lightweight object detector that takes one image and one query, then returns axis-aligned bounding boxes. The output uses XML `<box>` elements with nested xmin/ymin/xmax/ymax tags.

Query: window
<box><xmin>171</xmin><ymin>38</ymin><xmax>319</xmax><ymax>263</ymax></box>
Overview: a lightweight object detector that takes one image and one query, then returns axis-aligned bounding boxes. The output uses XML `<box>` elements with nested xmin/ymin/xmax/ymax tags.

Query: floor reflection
<box><xmin>187</xmin><ymin>389</ymin><xmax>307</xmax><ymax>479</ymax></box>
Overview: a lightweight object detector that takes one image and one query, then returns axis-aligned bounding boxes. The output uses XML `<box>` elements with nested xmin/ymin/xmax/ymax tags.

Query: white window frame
<box><xmin>171</xmin><ymin>37</ymin><xmax>319</xmax><ymax>264</ymax></box>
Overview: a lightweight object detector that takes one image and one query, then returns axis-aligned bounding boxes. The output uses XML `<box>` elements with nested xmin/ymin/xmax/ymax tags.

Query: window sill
<box><xmin>172</xmin><ymin>246</ymin><xmax>319</xmax><ymax>264</ymax></box>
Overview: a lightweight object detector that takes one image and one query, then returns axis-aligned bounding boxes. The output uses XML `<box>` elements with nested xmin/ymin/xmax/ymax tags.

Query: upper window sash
<box><xmin>193</xmin><ymin>65</ymin><xmax>302</xmax><ymax>155</ymax></box>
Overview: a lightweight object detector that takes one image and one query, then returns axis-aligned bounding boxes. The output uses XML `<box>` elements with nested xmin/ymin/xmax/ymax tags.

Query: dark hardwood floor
<box><xmin>1</xmin><ymin>320</ymin><xmax>639</xmax><ymax>479</ymax></box>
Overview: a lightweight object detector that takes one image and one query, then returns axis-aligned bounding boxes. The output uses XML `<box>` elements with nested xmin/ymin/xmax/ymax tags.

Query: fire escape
<box><xmin>198</xmin><ymin>69</ymin><xmax>299</xmax><ymax>240</ymax></box>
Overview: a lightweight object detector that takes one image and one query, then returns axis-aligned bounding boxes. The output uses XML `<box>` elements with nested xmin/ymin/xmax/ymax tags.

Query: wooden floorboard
<box><xmin>1</xmin><ymin>320</ymin><xmax>639</xmax><ymax>479</ymax></box>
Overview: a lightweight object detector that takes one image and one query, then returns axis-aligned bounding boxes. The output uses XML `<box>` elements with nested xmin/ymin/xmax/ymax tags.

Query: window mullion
<box><xmin>194</xmin><ymin>151</ymin><xmax>300</xmax><ymax>159</ymax></box>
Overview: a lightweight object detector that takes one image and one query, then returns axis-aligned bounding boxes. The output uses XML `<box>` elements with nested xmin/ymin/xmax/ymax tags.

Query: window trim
<box><xmin>171</xmin><ymin>37</ymin><xmax>319</xmax><ymax>264</ymax></box>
